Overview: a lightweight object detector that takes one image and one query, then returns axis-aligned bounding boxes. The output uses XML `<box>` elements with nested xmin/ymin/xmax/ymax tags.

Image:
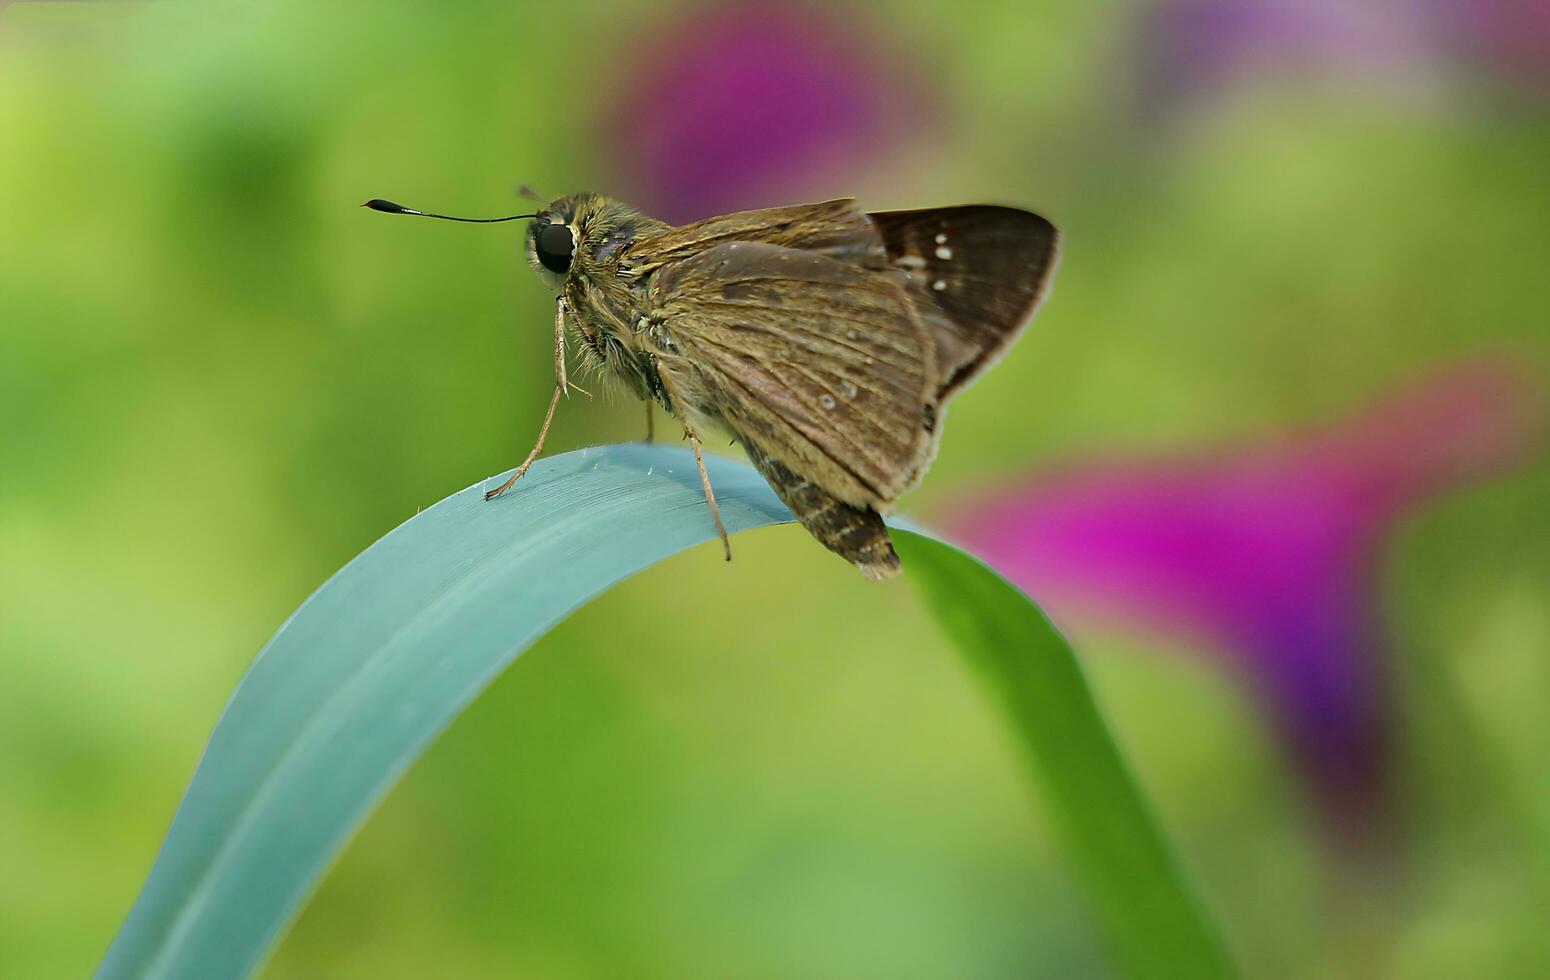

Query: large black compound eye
<box><xmin>535</xmin><ymin>222</ymin><xmax>575</xmax><ymax>274</ymax></box>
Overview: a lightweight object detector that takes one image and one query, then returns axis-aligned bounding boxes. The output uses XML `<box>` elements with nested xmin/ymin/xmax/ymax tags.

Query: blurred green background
<box><xmin>2</xmin><ymin>1</ymin><xmax>1547</xmax><ymax>977</ymax></box>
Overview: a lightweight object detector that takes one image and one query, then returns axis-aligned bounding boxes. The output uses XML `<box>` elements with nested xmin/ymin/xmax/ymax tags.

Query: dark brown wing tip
<box><xmin>1028</xmin><ymin>214</ymin><xmax>1061</xmax><ymax>299</ymax></box>
<box><xmin>1003</xmin><ymin>206</ymin><xmax>1061</xmax><ymax>283</ymax></box>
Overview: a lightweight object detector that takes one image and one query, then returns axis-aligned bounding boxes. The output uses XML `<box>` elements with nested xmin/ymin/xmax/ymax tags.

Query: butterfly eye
<box><xmin>535</xmin><ymin>222</ymin><xmax>575</xmax><ymax>274</ymax></box>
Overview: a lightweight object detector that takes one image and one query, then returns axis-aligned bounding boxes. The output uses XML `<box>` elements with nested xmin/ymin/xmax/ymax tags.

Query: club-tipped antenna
<box><xmin>361</xmin><ymin>198</ymin><xmax>536</xmax><ymax>223</ymax></box>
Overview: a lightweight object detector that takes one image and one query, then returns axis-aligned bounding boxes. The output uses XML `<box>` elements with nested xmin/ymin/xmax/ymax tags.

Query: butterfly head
<box><xmin>525</xmin><ymin>193</ymin><xmax>662</xmax><ymax>291</ymax></box>
<box><xmin>523</xmin><ymin>195</ymin><xmax>588</xmax><ymax>290</ymax></box>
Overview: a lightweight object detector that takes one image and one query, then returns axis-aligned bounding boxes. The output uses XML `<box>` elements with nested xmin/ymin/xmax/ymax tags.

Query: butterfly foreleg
<box><xmin>484</xmin><ymin>296</ymin><xmax>583</xmax><ymax>501</ymax></box>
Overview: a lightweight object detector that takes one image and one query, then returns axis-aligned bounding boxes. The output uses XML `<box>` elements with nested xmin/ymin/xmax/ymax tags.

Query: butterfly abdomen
<box><xmin>741</xmin><ymin>440</ymin><xmax>901</xmax><ymax>580</ymax></box>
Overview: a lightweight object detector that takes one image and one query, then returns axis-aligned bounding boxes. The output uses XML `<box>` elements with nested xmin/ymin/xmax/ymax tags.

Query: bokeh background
<box><xmin>3</xmin><ymin>0</ymin><xmax>1548</xmax><ymax>977</ymax></box>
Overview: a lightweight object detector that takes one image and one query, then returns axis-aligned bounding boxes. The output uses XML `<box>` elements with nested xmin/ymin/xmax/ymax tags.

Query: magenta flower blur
<box><xmin>1133</xmin><ymin>0</ymin><xmax>1439</xmax><ymax>116</ymax></box>
<box><xmin>1440</xmin><ymin>0</ymin><xmax>1550</xmax><ymax>91</ymax></box>
<box><xmin>598</xmin><ymin>1</ymin><xmax>924</xmax><ymax>223</ymax></box>
<box><xmin>948</xmin><ymin>359</ymin><xmax>1543</xmax><ymax>843</ymax></box>
<box><xmin>1134</xmin><ymin>0</ymin><xmax>1550</xmax><ymax>115</ymax></box>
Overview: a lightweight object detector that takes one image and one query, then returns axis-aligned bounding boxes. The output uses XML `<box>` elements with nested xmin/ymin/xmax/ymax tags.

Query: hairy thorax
<box><xmin>561</xmin><ymin>210</ymin><xmax>665</xmax><ymax>406</ymax></box>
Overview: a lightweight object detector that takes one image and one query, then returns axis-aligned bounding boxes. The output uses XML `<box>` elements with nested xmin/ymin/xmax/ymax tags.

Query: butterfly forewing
<box><xmin>635</xmin><ymin>199</ymin><xmax>887</xmax><ymax>272</ymax></box>
<box><xmin>646</xmin><ymin>241</ymin><xmax>936</xmax><ymax>508</ymax></box>
<box><xmin>866</xmin><ymin>206</ymin><xmax>1058</xmax><ymax>400</ymax></box>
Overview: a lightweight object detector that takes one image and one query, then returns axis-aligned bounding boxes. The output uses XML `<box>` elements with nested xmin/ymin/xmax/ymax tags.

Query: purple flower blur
<box><xmin>1133</xmin><ymin>0</ymin><xmax>1441</xmax><ymax>117</ymax></box>
<box><xmin>1441</xmin><ymin>0</ymin><xmax>1550</xmax><ymax>91</ymax></box>
<box><xmin>598</xmin><ymin>1</ymin><xmax>925</xmax><ymax>224</ymax></box>
<box><xmin>1133</xmin><ymin>0</ymin><xmax>1550</xmax><ymax>119</ymax></box>
<box><xmin>948</xmin><ymin>358</ymin><xmax>1544</xmax><ymax>844</ymax></box>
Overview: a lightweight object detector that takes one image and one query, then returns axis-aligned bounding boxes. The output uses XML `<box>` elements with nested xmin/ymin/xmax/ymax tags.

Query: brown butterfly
<box><xmin>365</xmin><ymin>194</ymin><xmax>1058</xmax><ymax>579</ymax></box>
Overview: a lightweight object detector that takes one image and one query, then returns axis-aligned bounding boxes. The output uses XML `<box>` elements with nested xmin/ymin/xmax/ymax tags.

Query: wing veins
<box><xmin>688</xmin><ymin>331</ymin><xmax>912</xmax><ymax>464</ymax></box>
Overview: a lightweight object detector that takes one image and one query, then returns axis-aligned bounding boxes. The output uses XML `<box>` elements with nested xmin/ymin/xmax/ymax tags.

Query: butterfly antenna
<box><xmin>362</xmin><ymin>199</ymin><xmax>536</xmax><ymax>223</ymax></box>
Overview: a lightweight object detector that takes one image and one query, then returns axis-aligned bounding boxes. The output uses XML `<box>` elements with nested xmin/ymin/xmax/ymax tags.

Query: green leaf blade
<box><xmin>897</xmin><ymin>532</ymin><xmax>1236</xmax><ymax>980</ymax></box>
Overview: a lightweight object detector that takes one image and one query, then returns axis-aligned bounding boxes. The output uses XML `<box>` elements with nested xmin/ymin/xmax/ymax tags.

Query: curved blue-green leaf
<box><xmin>97</xmin><ymin>443</ymin><xmax>1232</xmax><ymax>980</ymax></box>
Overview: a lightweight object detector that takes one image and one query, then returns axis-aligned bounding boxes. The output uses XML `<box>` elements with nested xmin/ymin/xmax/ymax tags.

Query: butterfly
<box><xmin>366</xmin><ymin>194</ymin><xmax>1058</xmax><ymax>579</ymax></box>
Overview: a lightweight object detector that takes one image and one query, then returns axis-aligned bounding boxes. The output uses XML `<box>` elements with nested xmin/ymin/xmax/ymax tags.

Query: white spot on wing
<box><xmin>932</xmin><ymin>279</ymin><xmax>947</xmax><ymax>291</ymax></box>
<box><xmin>897</xmin><ymin>254</ymin><xmax>927</xmax><ymax>270</ymax></box>
<box><xmin>935</xmin><ymin>246</ymin><xmax>953</xmax><ymax>260</ymax></box>
<box><xmin>934</xmin><ymin>233</ymin><xmax>948</xmax><ymax>244</ymax></box>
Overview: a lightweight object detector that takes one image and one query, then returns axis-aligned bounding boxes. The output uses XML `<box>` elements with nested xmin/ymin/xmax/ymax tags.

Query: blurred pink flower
<box><xmin>1133</xmin><ymin>0</ymin><xmax>1440</xmax><ymax>116</ymax></box>
<box><xmin>948</xmin><ymin>358</ymin><xmax>1544</xmax><ymax>843</ymax></box>
<box><xmin>598</xmin><ymin>1</ymin><xmax>927</xmax><ymax>223</ymax></box>
<box><xmin>1438</xmin><ymin>0</ymin><xmax>1550</xmax><ymax>92</ymax></box>
<box><xmin>1133</xmin><ymin>0</ymin><xmax>1550</xmax><ymax>117</ymax></box>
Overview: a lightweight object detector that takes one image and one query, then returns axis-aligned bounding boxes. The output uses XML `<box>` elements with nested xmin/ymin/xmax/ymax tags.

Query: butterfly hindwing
<box><xmin>646</xmin><ymin>240</ymin><xmax>936</xmax><ymax>509</ymax></box>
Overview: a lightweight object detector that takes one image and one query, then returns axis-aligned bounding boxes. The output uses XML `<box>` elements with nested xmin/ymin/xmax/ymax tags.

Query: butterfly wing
<box><xmin>867</xmin><ymin>206</ymin><xmax>1059</xmax><ymax>400</ymax></box>
<box><xmin>632</xmin><ymin>204</ymin><xmax>1057</xmax><ymax>579</ymax></box>
<box><xmin>634</xmin><ymin>199</ymin><xmax>888</xmax><ymax>272</ymax></box>
<box><xmin>645</xmin><ymin>241</ymin><xmax>936</xmax><ymax>510</ymax></box>
<box><xmin>638</xmin><ymin>201</ymin><xmax>1059</xmax><ymax>404</ymax></box>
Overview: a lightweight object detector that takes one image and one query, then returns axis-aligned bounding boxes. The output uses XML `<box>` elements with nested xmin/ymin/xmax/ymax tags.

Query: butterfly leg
<box><xmin>652</xmin><ymin>362</ymin><xmax>730</xmax><ymax>560</ymax></box>
<box><xmin>643</xmin><ymin>401</ymin><xmax>655</xmax><ymax>443</ymax></box>
<box><xmin>688</xmin><ymin>430</ymin><xmax>731</xmax><ymax>562</ymax></box>
<box><xmin>485</xmin><ymin>297</ymin><xmax>577</xmax><ymax>501</ymax></box>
